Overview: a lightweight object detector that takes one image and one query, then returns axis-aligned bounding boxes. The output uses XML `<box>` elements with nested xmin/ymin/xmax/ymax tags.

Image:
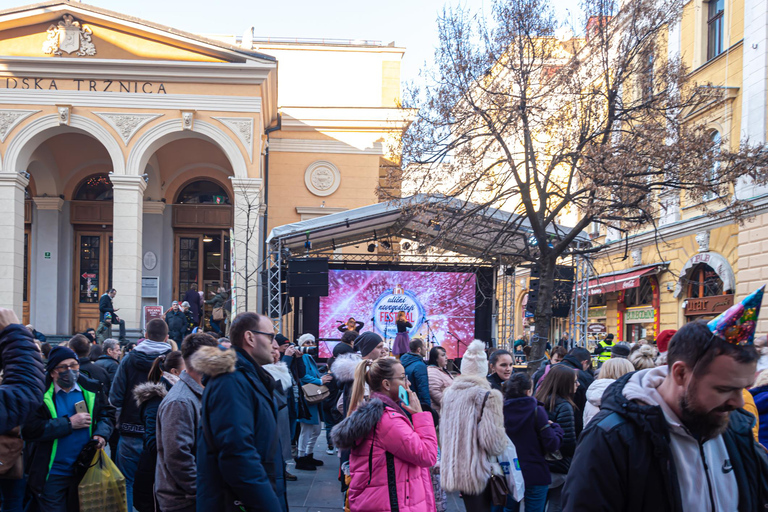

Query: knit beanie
<box><xmin>656</xmin><ymin>329</ymin><xmax>677</xmax><ymax>354</ymax></box>
<box><xmin>298</xmin><ymin>333</ymin><xmax>316</xmax><ymax>347</ymax></box>
<box><xmin>460</xmin><ymin>339</ymin><xmax>488</xmax><ymax>378</ymax></box>
<box><xmin>611</xmin><ymin>342</ymin><xmax>631</xmax><ymax>359</ymax></box>
<box><xmin>275</xmin><ymin>333</ymin><xmax>290</xmax><ymax>346</ymax></box>
<box><xmin>46</xmin><ymin>346</ymin><xmax>78</xmax><ymax>374</ymax></box>
<box><xmin>355</xmin><ymin>331</ymin><xmax>383</xmax><ymax>357</ymax></box>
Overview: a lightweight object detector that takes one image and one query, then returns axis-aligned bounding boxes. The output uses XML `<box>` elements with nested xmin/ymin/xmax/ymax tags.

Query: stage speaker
<box><xmin>287</xmin><ymin>258</ymin><xmax>329</xmax><ymax>297</ymax></box>
<box><xmin>525</xmin><ymin>265</ymin><xmax>573</xmax><ymax>319</ymax></box>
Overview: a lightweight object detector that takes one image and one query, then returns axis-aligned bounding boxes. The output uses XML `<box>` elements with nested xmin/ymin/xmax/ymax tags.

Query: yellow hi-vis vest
<box><xmin>597</xmin><ymin>339</ymin><xmax>615</xmax><ymax>363</ymax></box>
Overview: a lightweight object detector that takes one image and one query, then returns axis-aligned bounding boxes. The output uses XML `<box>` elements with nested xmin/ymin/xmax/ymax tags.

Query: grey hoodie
<box><xmin>623</xmin><ymin>367</ymin><xmax>738</xmax><ymax>512</ymax></box>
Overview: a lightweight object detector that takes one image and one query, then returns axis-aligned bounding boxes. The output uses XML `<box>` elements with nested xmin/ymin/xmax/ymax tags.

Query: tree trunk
<box><xmin>530</xmin><ymin>257</ymin><xmax>556</xmax><ymax>373</ymax></box>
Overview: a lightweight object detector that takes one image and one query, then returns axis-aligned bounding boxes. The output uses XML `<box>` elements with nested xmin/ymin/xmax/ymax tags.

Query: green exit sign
<box><xmin>44</xmin><ymin>252</ymin><xmax>51</xmax><ymax>259</ymax></box>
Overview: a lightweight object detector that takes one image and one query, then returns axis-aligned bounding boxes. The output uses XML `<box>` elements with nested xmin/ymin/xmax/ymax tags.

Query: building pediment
<box><xmin>0</xmin><ymin>1</ymin><xmax>276</xmax><ymax>66</ymax></box>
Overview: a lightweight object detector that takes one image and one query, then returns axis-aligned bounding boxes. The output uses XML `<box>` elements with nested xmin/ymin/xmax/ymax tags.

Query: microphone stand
<box><xmin>384</xmin><ymin>314</ymin><xmax>392</xmax><ymax>353</ymax></box>
<box><xmin>447</xmin><ymin>330</ymin><xmax>468</xmax><ymax>354</ymax></box>
<box><xmin>424</xmin><ymin>318</ymin><xmax>437</xmax><ymax>348</ymax></box>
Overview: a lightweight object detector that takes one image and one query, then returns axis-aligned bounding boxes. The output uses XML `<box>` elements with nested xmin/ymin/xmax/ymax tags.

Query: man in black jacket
<box><xmin>94</xmin><ymin>339</ymin><xmax>120</xmax><ymax>390</ymax></box>
<box><xmin>68</xmin><ymin>334</ymin><xmax>110</xmax><ymax>394</ymax></box>
<box><xmin>196</xmin><ymin>312</ymin><xmax>288</xmax><ymax>512</ymax></box>
<box><xmin>563</xmin><ymin>321</ymin><xmax>768</xmax><ymax>512</ymax></box>
<box><xmin>99</xmin><ymin>288</ymin><xmax>126</xmax><ymax>342</ymax></box>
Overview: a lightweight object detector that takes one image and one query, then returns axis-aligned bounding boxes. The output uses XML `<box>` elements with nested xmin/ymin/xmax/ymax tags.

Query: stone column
<box><xmin>231</xmin><ymin>177</ymin><xmax>263</xmax><ymax>315</ymax></box>
<box><xmin>0</xmin><ymin>173</ymin><xmax>28</xmax><ymax>317</ymax></box>
<box><xmin>32</xmin><ymin>197</ymin><xmax>64</xmax><ymax>333</ymax></box>
<box><xmin>110</xmin><ymin>175</ymin><xmax>146</xmax><ymax>330</ymax></box>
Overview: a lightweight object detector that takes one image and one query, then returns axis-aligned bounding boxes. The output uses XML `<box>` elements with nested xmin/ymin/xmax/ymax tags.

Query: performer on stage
<box><xmin>391</xmin><ymin>311</ymin><xmax>412</xmax><ymax>358</ymax></box>
<box><xmin>337</xmin><ymin>317</ymin><xmax>364</xmax><ymax>333</ymax></box>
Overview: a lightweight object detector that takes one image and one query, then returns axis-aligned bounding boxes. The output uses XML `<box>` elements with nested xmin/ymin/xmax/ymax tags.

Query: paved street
<box><xmin>288</xmin><ymin>428</ymin><xmax>465</xmax><ymax>511</ymax></box>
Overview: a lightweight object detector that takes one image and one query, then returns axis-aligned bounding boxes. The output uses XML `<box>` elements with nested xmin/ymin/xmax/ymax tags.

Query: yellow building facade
<box><xmin>0</xmin><ymin>1</ymin><xmax>407</xmax><ymax>336</ymax></box>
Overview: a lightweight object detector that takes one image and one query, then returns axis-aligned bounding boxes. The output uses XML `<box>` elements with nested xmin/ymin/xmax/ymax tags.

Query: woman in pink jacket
<box><xmin>332</xmin><ymin>357</ymin><xmax>438</xmax><ymax>512</ymax></box>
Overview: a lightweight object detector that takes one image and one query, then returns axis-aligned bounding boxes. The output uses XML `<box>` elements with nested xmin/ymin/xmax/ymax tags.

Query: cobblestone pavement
<box><xmin>287</xmin><ymin>428</ymin><xmax>465</xmax><ymax>511</ymax></box>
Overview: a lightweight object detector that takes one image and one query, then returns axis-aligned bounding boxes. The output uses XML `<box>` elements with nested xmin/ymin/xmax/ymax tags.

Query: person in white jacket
<box><xmin>583</xmin><ymin>358</ymin><xmax>635</xmax><ymax>427</ymax></box>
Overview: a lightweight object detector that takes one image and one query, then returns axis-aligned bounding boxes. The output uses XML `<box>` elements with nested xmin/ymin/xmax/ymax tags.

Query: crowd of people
<box><xmin>0</xmin><ymin>287</ymin><xmax>766</xmax><ymax>511</ymax></box>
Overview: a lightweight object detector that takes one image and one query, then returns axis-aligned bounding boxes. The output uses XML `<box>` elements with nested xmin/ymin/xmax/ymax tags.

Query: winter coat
<box><xmin>439</xmin><ymin>374</ymin><xmax>507</xmax><ymax>495</ymax></box>
<box><xmin>503</xmin><ymin>396</ymin><xmax>563</xmax><ymax>486</ymax></box>
<box><xmin>133</xmin><ymin>380</ymin><xmax>171</xmax><ymax>512</ymax></box>
<box><xmin>562</xmin><ymin>370</ymin><xmax>768</xmax><ymax>512</ymax></box>
<box><xmin>156</xmin><ymin>371</ymin><xmax>204</xmax><ymax>512</ymax></box>
<box><xmin>78</xmin><ymin>356</ymin><xmax>110</xmax><ymax>395</ymax></box>
<box><xmin>183</xmin><ymin>288</ymin><xmax>202</xmax><ymax>323</ymax></box>
<box><xmin>426</xmin><ymin>366</ymin><xmax>453</xmax><ymax>416</ymax></box>
<box><xmin>110</xmin><ymin>340</ymin><xmax>172</xmax><ymax>437</ymax></box>
<box><xmin>332</xmin><ymin>393</ymin><xmax>437</xmax><ymax>512</ymax></box>
<box><xmin>264</xmin><ymin>362</ymin><xmax>294</xmax><ymax>461</ymax></box>
<box><xmin>165</xmin><ymin>310</ymin><xmax>188</xmax><ymax>342</ymax></box>
<box><xmin>98</xmin><ymin>293</ymin><xmax>117</xmax><ymax>322</ymax></box>
<box><xmin>94</xmin><ymin>355</ymin><xmax>119</xmax><ymax>390</ymax></box>
<box><xmin>196</xmin><ymin>346</ymin><xmax>287</xmax><ymax>512</ymax></box>
<box><xmin>332</xmin><ymin>353</ymin><xmax>362</xmax><ymax>417</ymax></box>
<box><xmin>583</xmin><ymin>378</ymin><xmax>615</xmax><ymax>427</ymax></box>
<box><xmin>487</xmin><ymin>373</ymin><xmax>504</xmax><ymax>393</ymax></box>
<box><xmin>298</xmin><ymin>353</ymin><xmax>323</xmax><ymax>425</ymax></box>
<box><xmin>0</xmin><ymin>324</ymin><xmax>45</xmax><ymax>434</ymax></box>
<box><xmin>542</xmin><ymin>397</ymin><xmax>576</xmax><ymax>475</ymax></box>
<box><xmin>743</xmin><ymin>388</ymin><xmax>761</xmax><ymax>442</ymax></box>
<box><xmin>23</xmin><ymin>374</ymin><xmax>115</xmax><ymax>497</ymax></box>
<box><xmin>750</xmin><ymin>385</ymin><xmax>768</xmax><ymax>449</ymax></box>
<box><xmin>401</xmin><ymin>352</ymin><xmax>431</xmax><ymax>407</ymax></box>
<box><xmin>557</xmin><ymin>355</ymin><xmax>593</xmax><ymax>415</ymax></box>
<box><xmin>205</xmin><ymin>291</ymin><xmax>228</xmax><ymax>309</ymax></box>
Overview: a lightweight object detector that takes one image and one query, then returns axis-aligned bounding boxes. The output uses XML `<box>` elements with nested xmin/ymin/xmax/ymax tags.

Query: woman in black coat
<box><xmin>534</xmin><ymin>364</ymin><xmax>579</xmax><ymax>512</ymax></box>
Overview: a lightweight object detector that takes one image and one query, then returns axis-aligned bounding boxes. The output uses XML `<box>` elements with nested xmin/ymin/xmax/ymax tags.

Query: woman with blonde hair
<box><xmin>628</xmin><ymin>344</ymin><xmax>656</xmax><ymax>371</ymax></box>
<box><xmin>332</xmin><ymin>357</ymin><xmax>437</xmax><ymax>511</ymax></box>
<box><xmin>583</xmin><ymin>358</ymin><xmax>635</xmax><ymax>426</ymax></box>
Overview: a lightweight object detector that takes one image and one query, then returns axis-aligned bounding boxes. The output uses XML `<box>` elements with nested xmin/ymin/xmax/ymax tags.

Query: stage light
<box><xmin>381</xmin><ymin>240</ymin><xmax>391</xmax><ymax>250</ymax></box>
<box><xmin>402</xmin><ymin>242</ymin><xmax>411</xmax><ymax>250</ymax></box>
<box><xmin>367</xmin><ymin>243</ymin><xmax>376</xmax><ymax>252</ymax></box>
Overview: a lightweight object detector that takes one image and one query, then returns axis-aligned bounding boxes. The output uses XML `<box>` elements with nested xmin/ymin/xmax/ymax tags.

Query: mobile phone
<box><xmin>74</xmin><ymin>401</ymin><xmax>88</xmax><ymax>415</ymax></box>
<box><xmin>398</xmin><ymin>385</ymin><xmax>410</xmax><ymax>406</ymax></box>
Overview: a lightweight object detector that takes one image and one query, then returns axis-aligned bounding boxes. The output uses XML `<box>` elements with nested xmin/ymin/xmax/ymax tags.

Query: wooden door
<box><xmin>173</xmin><ymin>234</ymin><xmax>203</xmax><ymax>304</ymax></box>
<box><xmin>22</xmin><ymin>228</ymin><xmax>31</xmax><ymax>325</ymax></box>
<box><xmin>73</xmin><ymin>231</ymin><xmax>112</xmax><ymax>333</ymax></box>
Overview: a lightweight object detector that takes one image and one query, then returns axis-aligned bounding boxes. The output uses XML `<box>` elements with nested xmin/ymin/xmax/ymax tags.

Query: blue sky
<box><xmin>93</xmin><ymin>0</ymin><xmax>577</xmax><ymax>84</ymax></box>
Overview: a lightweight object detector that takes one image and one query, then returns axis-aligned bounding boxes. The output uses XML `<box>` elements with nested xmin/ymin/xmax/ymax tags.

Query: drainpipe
<box><xmin>263</xmin><ymin>113</ymin><xmax>282</xmax><ymax>310</ymax></box>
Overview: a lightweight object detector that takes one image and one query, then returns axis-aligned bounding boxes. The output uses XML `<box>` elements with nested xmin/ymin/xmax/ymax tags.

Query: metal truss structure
<box><xmin>570</xmin><ymin>254</ymin><xmax>591</xmax><ymax>348</ymax></box>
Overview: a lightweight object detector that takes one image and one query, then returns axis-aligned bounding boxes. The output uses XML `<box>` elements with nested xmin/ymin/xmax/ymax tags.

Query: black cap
<box><xmin>275</xmin><ymin>333</ymin><xmax>290</xmax><ymax>346</ymax></box>
<box><xmin>355</xmin><ymin>331</ymin><xmax>384</xmax><ymax>357</ymax></box>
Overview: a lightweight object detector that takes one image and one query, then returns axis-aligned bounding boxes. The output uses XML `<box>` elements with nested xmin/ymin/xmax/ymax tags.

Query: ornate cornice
<box><xmin>94</xmin><ymin>112</ymin><xmax>163</xmax><ymax>145</ymax></box>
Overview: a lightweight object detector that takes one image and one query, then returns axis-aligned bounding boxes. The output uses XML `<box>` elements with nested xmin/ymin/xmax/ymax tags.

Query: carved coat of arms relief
<box><xmin>43</xmin><ymin>15</ymin><xmax>96</xmax><ymax>56</ymax></box>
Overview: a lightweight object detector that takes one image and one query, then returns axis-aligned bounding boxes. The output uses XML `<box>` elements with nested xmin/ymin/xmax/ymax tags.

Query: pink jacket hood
<box><xmin>331</xmin><ymin>394</ymin><xmax>438</xmax><ymax>512</ymax></box>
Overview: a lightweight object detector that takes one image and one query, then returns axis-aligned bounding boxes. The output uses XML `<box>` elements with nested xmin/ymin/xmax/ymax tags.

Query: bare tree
<box><xmin>230</xmin><ymin>178</ymin><xmax>263</xmax><ymax>312</ymax></box>
<box><xmin>394</xmin><ymin>0</ymin><xmax>768</xmax><ymax>370</ymax></box>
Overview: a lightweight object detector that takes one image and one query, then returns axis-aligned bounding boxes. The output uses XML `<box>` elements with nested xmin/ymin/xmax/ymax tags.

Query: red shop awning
<box><xmin>588</xmin><ymin>266</ymin><xmax>659</xmax><ymax>296</ymax></box>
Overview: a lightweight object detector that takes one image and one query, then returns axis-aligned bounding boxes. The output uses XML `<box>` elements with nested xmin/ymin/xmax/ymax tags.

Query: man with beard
<box><xmin>563</xmin><ymin>292</ymin><xmax>768</xmax><ymax>512</ymax></box>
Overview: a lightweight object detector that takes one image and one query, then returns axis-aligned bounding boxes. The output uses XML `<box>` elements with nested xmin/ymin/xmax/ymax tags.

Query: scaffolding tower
<box><xmin>570</xmin><ymin>254</ymin><xmax>591</xmax><ymax>348</ymax></box>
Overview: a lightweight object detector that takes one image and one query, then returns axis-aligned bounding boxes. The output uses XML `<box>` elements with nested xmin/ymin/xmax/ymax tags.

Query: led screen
<box><xmin>318</xmin><ymin>269</ymin><xmax>476</xmax><ymax>359</ymax></box>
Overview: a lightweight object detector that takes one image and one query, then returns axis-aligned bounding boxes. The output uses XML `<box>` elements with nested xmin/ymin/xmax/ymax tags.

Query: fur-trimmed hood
<box><xmin>331</xmin><ymin>353</ymin><xmax>361</xmax><ymax>384</ymax></box>
<box><xmin>331</xmin><ymin>398</ymin><xmax>386</xmax><ymax>450</ymax></box>
<box><xmin>191</xmin><ymin>346</ymin><xmax>236</xmax><ymax>377</ymax></box>
<box><xmin>263</xmin><ymin>361</ymin><xmax>292</xmax><ymax>391</ymax></box>
<box><xmin>133</xmin><ymin>381</ymin><xmax>168</xmax><ymax>407</ymax></box>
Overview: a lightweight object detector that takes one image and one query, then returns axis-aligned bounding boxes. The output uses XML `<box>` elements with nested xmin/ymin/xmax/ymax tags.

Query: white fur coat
<box><xmin>439</xmin><ymin>374</ymin><xmax>507</xmax><ymax>495</ymax></box>
<box><xmin>263</xmin><ymin>361</ymin><xmax>293</xmax><ymax>391</ymax></box>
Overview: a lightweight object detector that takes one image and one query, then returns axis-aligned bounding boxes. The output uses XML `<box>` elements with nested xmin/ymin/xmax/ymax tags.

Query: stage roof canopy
<box><xmin>266</xmin><ymin>194</ymin><xmax>589</xmax><ymax>264</ymax></box>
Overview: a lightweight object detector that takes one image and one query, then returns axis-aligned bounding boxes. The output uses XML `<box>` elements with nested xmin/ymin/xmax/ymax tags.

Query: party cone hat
<box><xmin>707</xmin><ymin>285</ymin><xmax>765</xmax><ymax>345</ymax></box>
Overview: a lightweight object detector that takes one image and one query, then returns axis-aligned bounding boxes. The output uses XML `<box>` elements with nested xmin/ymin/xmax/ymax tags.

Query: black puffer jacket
<box><xmin>133</xmin><ymin>380</ymin><xmax>171</xmax><ymax>512</ymax></box>
<box><xmin>544</xmin><ymin>397</ymin><xmax>576</xmax><ymax>474</ymax></box>
<box><xmin>0</xmin><ymin>324</ymin><xmax>45</xmax><ymax>433</ymax></box>
<box><xmin>562</xmin><ymin>372</ymin><xmax>768</xmax><ymax>512</ymax></box>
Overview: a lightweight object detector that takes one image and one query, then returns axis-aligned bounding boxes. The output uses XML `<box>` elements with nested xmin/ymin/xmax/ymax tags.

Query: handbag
<box><xmin>301</xmin><ymin>383</ymin><xmax>330</xmax><ymax>404</ymax></box>
<box><xmin>212</xmin><ymin>307</ymin><xmax>224</xmax><ymax>321</ymax></box>
<box><xmin>489</xmin><ymin>472</ymin><xmax>510</xmax><ymax>506</ymax></box>
<box><xmin>496</xmin><ymin>440</ymin><xmax>525</xmax><ymax>502</ymax></box>
<box><xmin>0</xmin><ymin>427</ymin><xmax>23</xmax><ymax>479</ymax></box>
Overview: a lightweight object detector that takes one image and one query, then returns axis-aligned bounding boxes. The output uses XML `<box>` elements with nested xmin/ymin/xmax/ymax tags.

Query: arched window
<box><xmin>74</xmin><ymin>174</ymin><xmax>113</xmax><ymax>201</ymax></box>
<box><xmin>176</xmin><ymin>180</ymin><xmax>230</xmax><ymax>205</ymax></box>
<box><xmin>687</xmin><ymin>263</ymin><xmax>725</xmax><ymax>298</ymax></box>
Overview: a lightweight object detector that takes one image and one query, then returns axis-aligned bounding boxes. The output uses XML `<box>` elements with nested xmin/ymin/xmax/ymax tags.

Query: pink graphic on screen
<box><xmin>318</xmin><ymin>269</ymin><xmax>476</xmax><ymax>359</ymax></box>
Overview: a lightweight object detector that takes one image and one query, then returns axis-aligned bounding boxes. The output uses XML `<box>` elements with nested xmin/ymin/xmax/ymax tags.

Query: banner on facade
<box><xmin>624</xmin><ymin>306</ymin><xmax>655</xmax><ymax>324</ymax></box>
<box><xmin>588</xmin><ymin>307</ymin><xmax>607</xmax><ymax>319</ymax></box>
<box><xmin>143</xmin><ymin>305</ymin><xmax>163</xmax><ymax>328</ymax></box>
<box><xmin>588</xmin><ymin>323</ymin><xmax>607</xmax><ymax>333</ymax></box>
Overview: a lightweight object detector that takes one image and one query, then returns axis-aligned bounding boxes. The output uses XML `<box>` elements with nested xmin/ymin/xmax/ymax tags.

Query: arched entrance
<box><xmin>71</xmin><ymin>173</ymin><xmax>114</xmax><ymax>332</ymax></box>
<box><xmin>172</xmin><ymin>179</ymin><xmax>233</xmax><ymax>325</ymax></box>
<box><xmin>675</xmin><ymin>252</ymin><xmax>736</xmax><ymax>322</ymax></box>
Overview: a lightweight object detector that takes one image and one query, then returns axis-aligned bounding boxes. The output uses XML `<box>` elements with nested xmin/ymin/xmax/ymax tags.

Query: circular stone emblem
<box><xmin>305</xmin><ymin>161</ymin><xmax>341</xmax><ymax>197</ymax></box>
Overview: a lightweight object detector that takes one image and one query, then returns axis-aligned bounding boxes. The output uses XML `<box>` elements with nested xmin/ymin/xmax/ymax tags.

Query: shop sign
<box><xmin>588</xmin><ymin>323</ymin><xmax>607</xmax><ymax>333</ymax></box>
<box><xmin>684</xmin><ymin>294</ymin><xmax>734</xmax><ymax>316</ymax></box>
<box><xmin>625</xmin><ymin>307</ymin><xmax>655</xmax><ymax>324</ymax></box>
<box><xmin>588</xmin><ymin>307</ymin><xmax>607</xmax><ymax>319</ymax></box>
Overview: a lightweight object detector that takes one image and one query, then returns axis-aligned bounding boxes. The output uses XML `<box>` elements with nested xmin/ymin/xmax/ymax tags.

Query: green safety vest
<box><xmin>597</xmin><ymin>340</ymin><xmax>615</xmax><ymax>363</ymax></box>
<box><xmin>42</xmin><ymin>383</ymin><xmax>95</xmax><ymax>477</ymax></box>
